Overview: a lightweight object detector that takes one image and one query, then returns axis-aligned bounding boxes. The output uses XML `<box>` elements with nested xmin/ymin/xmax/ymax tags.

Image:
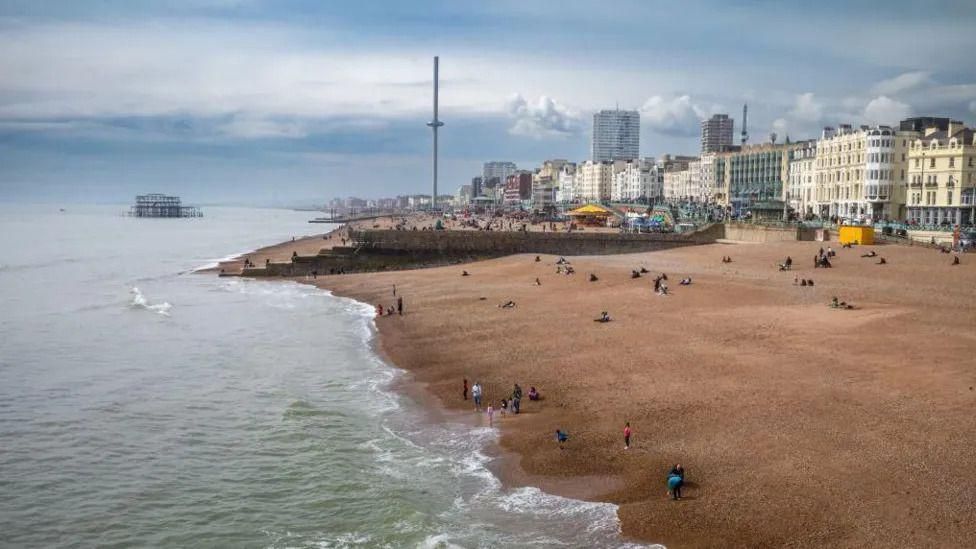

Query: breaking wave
<box><xmin>129</xmin><ymin>286</ymin><xmax>172</xmax><ymax>316</ymax></box>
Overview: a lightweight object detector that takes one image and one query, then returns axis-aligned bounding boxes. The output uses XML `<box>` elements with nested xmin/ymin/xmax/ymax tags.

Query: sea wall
<box><xmin>349</xmin><ymin>226</ymin><xmax>717</xmax><ymax>256</ymax></box>
<box><xmin>722</xmin><ymin>223</ymin><xmax>819</xmax><ymax>243</ymax></box>
<box><xmin>243</xmin><ymin>223</ymin><xmax>835</xmax><ymax>278</ymax></box>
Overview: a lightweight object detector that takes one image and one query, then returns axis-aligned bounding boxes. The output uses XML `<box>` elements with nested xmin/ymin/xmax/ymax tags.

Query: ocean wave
<box><xmin>129</xmin><ymin>287</ymin><xmax>172</xmax><ymax>316</ymax></box>
<box><xmin>192</xmin><ymin>250</ymin><xmax>250</xmax><ymax>273</ymax></box>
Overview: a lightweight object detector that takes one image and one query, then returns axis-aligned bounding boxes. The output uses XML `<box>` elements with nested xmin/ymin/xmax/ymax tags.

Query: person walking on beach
<box><xmin>397</xmin><ymin>296</ymin><xmax>403</xmax><ymax>316</ymax></box>
<box><xmin>472</xmin><ymin>381</ymin><xmax>483</xmax><ymax>411</ymax></box>
<box><xmin>392</xmin><ymin>284</ymin><xmax>396</xmax><ymax>297</ymax></box>
<box><xmin>512</xmin><ymin>384</ymin><xmax>523</xmax><ymax>414</ymax></box>
<box><xmin>487</xmin><ymin>404</ymin><xmax>494</xmax><ymax>426</ymax></box>
<box><xmin>463</xmin><ymin>378</ymin><xmax>468</xmax><ymax>401</ymax></box>
<box><xmin>623</xmin><ymin>422</ymin><xmax>632</xmax><ymax>450</ymax></box>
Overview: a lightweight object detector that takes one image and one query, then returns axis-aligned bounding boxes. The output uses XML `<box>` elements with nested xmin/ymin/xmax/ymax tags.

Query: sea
<box><xmin>0</xmin><ymin>204</ymin><xmax>655</xmax><ymax>548</ymax></box>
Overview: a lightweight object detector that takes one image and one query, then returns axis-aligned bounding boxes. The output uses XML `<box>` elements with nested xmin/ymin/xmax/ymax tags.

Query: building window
<box><xmin>930</xmin><ymin>157</ymin><xmax>936</xmax><ymax>168</ymax></box>
<box><xmin>949</xmin><ymin>157</ymin><xmax>955</xmax><ymax>168</ymax></box>
<box><xmin>914</xmin><ymin>158</ymin><xmax>920</xmax><ymax>168</ymax></box>
<box><xmin>947</xmin><ymin>191</ymin><xmax>953</xmax><ymax>205</ymax></box>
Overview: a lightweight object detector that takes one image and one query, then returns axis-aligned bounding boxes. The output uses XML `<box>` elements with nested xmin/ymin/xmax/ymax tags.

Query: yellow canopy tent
<box><xmin>568</xmin><ymin>204</ymin><xmax>613</xmax><ymax>216</ymax></box>
<box><xmin>567</xmin><ymin>204</ymin><xmax>614</xmax><ymax>226</ymax></box>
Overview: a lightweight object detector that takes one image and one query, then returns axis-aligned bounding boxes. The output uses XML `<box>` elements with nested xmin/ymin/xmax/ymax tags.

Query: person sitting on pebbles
<box><xmin>631</xmin><ymin>270</ymin><xmax>641</xmax><ymax>279</ymax></box>
<box><xmin>829</xmin><ymin>296</ymin><xmax>855</xmax><ymax>310</ymax></box>
<box><xmin>594</xmin><ymin>311</ymin><xmax>612</xmax><ymax>323</ymax></box>
<box><xmin>462</xmin><ymin>270</ymin><xmax>470</xmax><ymax>276</ymax></box>
<box><xmin>589</xmin><ymin>273</ymin><xmax>599</xmax><ymax>282</ymax></box>
<box><xmin>498</xmin><ymin>300</ymin><xmax>516</xmax><ymax>309</ymax></box>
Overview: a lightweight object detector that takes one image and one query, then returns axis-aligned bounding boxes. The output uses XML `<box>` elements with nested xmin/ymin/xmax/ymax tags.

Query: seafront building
<box><xmin>591</xmin><ymin>109</ymin><xmax>640</xmax><ymax>162</ymax></box>
<box><xmin>611</xmin><ymin>158</ymin><xmax>660</xmax><ymax>203</ymax></box>
<box><xmin>814</xmin><ymin>124</ymin><xmax>916</xmax><ymax>222</ymax></box>
<box><xmin>906</xmin><ymin>121</ymin><xmax>976</xmax><ymax>226</ymax></box>
<box><xmin>455</xmin><ymin>184</ymin><xmax>473</xmax><ymax>206</ymax></box>
<box><xmin>577</xmin><ymin>160</ymin><xmax>626</xmax><ymax>202</ymax></box>
<box><xmin>715</xmin><ymin>142</ymin><xmax>790</xmax><ymax>216</ymax></box>
<box><xmin>483</xmin><ymin>161</ymin><xmax>517</xmax><ymax>189</ymax></box>
<box><xmin>701</xmin><ymin>114</ymin><xmax>735</xmax><ymax>153</ymax></box>
<box><xmin>787</xmin><ymin>140</ymin><xmax>818</xmax><ymax>216</ymax></box>
<box><xmin>531</xmin><ymin>159</ymin><xmax>569</xmax><ymax>211</ymax></box>
<box><xmin>503</xmin><ymin>171</ymin><xmax>533</xmax><ymax>206</ymax></box>
<box><xmin>470</xmin><ymin>176</ymin><xmax>483</xmax><ymax>198</ymax></box>
<box><xmin>556</xmin><ymin>163</ymin><xmax>579</xmax><ymax>203</ymax></box>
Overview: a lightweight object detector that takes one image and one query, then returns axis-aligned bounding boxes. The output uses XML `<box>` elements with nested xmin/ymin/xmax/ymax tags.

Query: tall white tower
<box><xmin>426</xmin><ymin>56</ymin><xmax>444</xmax><ymax>210</ymax></box>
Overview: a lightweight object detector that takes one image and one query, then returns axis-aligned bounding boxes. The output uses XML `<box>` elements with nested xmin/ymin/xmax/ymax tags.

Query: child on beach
<box><xmin>500</xmin><ymin>399</ymin><xmax>508</xmax><ymax>416</ymax></box>
<box><xmin>487</xmin><ymin>404</ymin><xmax>494</xmax><ymax>426</ymax></box>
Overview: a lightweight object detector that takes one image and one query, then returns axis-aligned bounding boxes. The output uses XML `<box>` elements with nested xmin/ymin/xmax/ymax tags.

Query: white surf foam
<box><xmin>129</xmin><ymin>286</ymin><xmax>172</xmax><ymax>316</ymax></box>
<box><xmin>192</xmin><ymin>250</ymin><xmax>251</xmax><ymax>273</ymax></box>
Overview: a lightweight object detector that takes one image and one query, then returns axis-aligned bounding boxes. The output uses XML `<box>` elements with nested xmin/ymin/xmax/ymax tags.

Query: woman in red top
<box><xmin>624</xmin><ymin>422</ymin><xmax>632</xmax><ymax>450</ymax></box>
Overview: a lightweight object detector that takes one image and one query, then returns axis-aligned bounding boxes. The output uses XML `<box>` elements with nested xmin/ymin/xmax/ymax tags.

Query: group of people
<box><xmin>858</xmin><ymin>249</ymin><xmax>886</xmax><ymax>264</ymax></box>
<box><xmin>375</xmin><ymin>291</ymin><xmax>404</xmax><ymax>317</ymax></box>
<box><xmin>467</xmin><ymin>380</ymin><xmax>538</xmax><ymax>426</ymax></box>
<box><xmin>793</xmin><ymin>276</ymin><xmax>816</xmax><ymax>287</ymax></box>
<box><xmin>815</xmin><ymin>247</ymin><xmax>834</xmax><ymax>268</ymax></box>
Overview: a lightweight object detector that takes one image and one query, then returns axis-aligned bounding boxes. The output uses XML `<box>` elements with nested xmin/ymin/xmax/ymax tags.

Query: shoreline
<box><xmin>215</xmin><ymin>221</ymin><xmax>976</xmax><ymax>548</ymax></box>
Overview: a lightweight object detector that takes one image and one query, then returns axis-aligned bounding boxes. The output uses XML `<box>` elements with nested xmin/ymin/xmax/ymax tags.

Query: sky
<box><xmin>1</xmin><ymin>0</ymin><xmax>975</xmax><ymax>206</ymax></box>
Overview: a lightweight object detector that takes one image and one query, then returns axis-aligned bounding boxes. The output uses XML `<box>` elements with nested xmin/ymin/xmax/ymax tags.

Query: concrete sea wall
<box><xmin>241</xmin><ymin>222</ymin><xmax>824</xmax><ymax>278</ymax></box>
<box><xmin>349</xmin><ymin>226</ymin><xmax>721</xmax><ymax>256</ymax></box>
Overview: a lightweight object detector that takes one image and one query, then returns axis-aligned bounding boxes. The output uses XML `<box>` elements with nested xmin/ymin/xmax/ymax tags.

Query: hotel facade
<box><xmin>906</xmin><ymin>122</ymin><xmax>976</xmax><ymax>226</ymax></box>
<box><xmin>813</xmin><ymin>124</ymin><xmax>915</xmax><ymax>222</ymax></box>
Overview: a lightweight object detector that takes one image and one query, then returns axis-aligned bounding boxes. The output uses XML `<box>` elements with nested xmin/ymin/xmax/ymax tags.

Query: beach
<box><xmin>222</xmin><ymin>224</ymin><xmax>976</xmax><ymax>548</ymax></box>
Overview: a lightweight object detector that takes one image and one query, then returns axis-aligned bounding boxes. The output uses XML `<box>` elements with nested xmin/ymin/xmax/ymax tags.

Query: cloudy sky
<box><xmin>1</xmin><ymin>0</ymin><xmax>975</xmax><ymax>205</ymax></box>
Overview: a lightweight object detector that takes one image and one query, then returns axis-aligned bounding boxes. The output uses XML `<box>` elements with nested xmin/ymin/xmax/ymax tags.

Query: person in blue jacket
<box><xmin>555</xmin><ymin>430</ymin><xmax>569</xmax><ymax>449</ymax></box>
<box><xmin>667</xmin><ymin>464</ymin><xmax>685</xmax><ymax>500</ymax></box>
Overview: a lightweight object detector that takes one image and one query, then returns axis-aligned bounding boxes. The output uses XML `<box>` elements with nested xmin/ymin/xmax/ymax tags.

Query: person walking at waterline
<box><xmin>463</xmin><ymin>378</ymin><xmax>468</xmax><ymax>401</ymax></box>
<box><xmin>623</xmin><ymin>422</ymin><xmax>632</xmax><ymax>450</ymax></box>
<box><xmin>471</xmin><ymin>381</ymin><xmax>483</xmax><ymax>411</ymax></box>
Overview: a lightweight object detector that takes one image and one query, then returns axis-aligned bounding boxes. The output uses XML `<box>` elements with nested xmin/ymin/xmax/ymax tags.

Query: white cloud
<box><xmin>639</xmin><ymin>95</ymin><xmax>708</xmax><ymax>136</ymax></box>
<box><xmin>505</xmin><ymin>94</ymin><xmax>581</xmax><ymax>138</ymax></box>
<box><xmin>788</xmin><ymin>92</ymin><xmax>823</xmax><ymax>122</ymax></box>
<box><xmin>872</xmin><ymin>71</ymin><xmax>932</xmax><ymax>96</ymax></box>
<box><xmin>766</xmin><ymin>93</ymin><xmax>825</xmax><ymax>139</ymax></box>
<box><xmin>863</xmin><ymin>96</ymin><xmax>911</xmax><ymax>125</ymax></box>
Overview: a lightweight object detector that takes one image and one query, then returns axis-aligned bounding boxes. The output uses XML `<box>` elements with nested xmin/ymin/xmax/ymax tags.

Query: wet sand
<box><xmin>221</xmin><ymin>234</ymin><xmax>976</xmax><ymax>548</ymax></box>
